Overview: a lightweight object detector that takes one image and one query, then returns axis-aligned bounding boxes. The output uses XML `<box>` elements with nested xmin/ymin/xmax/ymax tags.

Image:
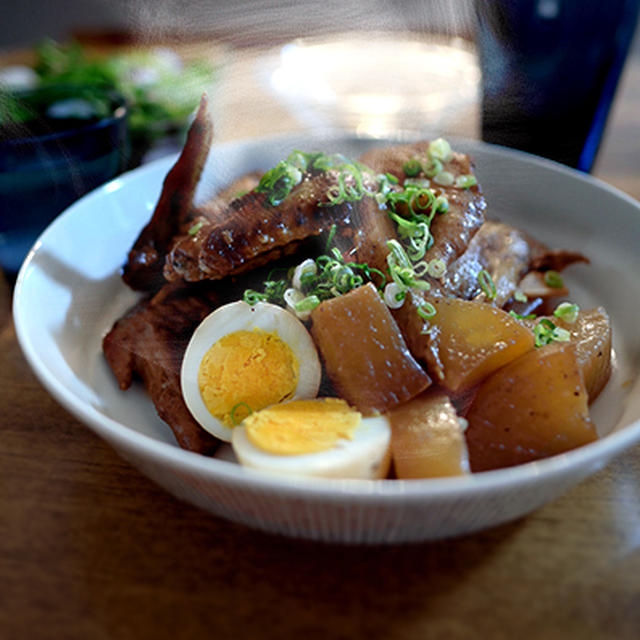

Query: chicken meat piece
<box><xmin>359</xmin><ymin>141</ymin><xmax>486</xmax><ymax>269</ymax></box>
<box><xmin>122</xmin><ymin>94</ymin><xmax>214</xmax><ymax>292</ymax></box>
<box><xmin>103</xmin><ymin>282</ymin><xmax>221</xmax><ymax>454</ymax></box>
<box><xmin>164</xmin><ymin>168</ymin><xmax>379</xmax><ymax>283</ymax></box>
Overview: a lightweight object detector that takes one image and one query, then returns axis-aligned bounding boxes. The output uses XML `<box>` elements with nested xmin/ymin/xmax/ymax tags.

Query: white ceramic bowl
<box><xmin>13</xmin><ymin>134</ymin><xmax>640</xmax><ymax>544</ymax></box>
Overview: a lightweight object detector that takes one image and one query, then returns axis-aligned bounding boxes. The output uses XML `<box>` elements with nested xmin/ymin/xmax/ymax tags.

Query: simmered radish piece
<box><xmin>388</xmin><ymin>389</ymin><xmax>470</xmax><ymax>478</ymax></box>
<box><xmin>310</xmin><ymin>283</ymin><xmax>431</xmax><ymax>415</ymax></box>
<box><xmin>520</xmin><ymin>307</ymin><xmax>612</xmax><ymax>402</ymax></box>
<box><xmin>465</xmin><ymin>342</ymin><xmax>597</xmax><ymax>472</ymax></box>
<box><xmin>395</xmin><ymin>292</ymin><xmax>535</xmax><ymax>392</ymax></box>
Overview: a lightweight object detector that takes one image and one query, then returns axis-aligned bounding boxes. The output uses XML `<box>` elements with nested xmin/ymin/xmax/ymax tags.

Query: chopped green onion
<box><xmin>284</xmin><ymin>288</ymin><xmax>320</xmax><ymax>320</ymax></box>
<box><xmin>427</xmin><ymin>258</ymin><xmax>446</xmax><ymax>279</ymax></box>
<box><xmin>313</xmin><ymin>152</ymin><xmax>351</xmax><ymax>171</ymax></box>
<box><xmin>374</xmin><ymin>192</ymin><xmax>388</xmax><ymax>207</ymax></box>
<box><xmin>286</xmin><ymin>149</ymin><xmax>313</xmax><ymax>171</ymax></box>
<box><xmin>417</xmin><ymin>301</ymin><xmax>437</xmax><ymax>320</ymax></box>
<box><xmin>412</xmin><ymin>260</ymin><xmax>429</xmax><ymax>277</ymax></box>
<box><xmin>534</xmin><ymin>318</ymin><xmax>555</xmax><ymax>346</ymax></box>
<box><xmin>230</xmin><ymin>402</ymin><xmax>252</xmax><ymax>425</ymax></box>
<box><xmin>404</xmin><ymin>177</ymin><xmax>431</xmax><ymax>189</ymax></box>
<box><xmin>255</xmin><ymin>160</ymin><xmax>303</xmax><ymax>205</ymax></box>
<box><xmin>388</xmin><ymin>216</ymin><xmax>430</xmax><ymax>261</ymax></box>
<box><xmin>243</xmin><ymin>277</ymin><xmax>287</xmax><ymax>306</ymax></box>
<box><xmin>455</xmin><ymin>174</ymin><xmax>477</xmax><ymax>189</ymax></box>
<box><xmin>403</xmin><ymin>158</ymin><xmax>422</xmax><ymax>177</ymax></box>
<box><xmin>320</xmin><ymin>161</ymin><xmax>378</xmax><ymax>206</ymax></box>
<box><xmin>284</xmin><ymin>287</ymin><xmax>303</xmax><ymax>311</ymax></box>
<box><xmin>295</xmin><ymin>295</ymin><xmax>321</xmax><ymax>313</ymax></box>
<box><xmin>188</xmin><ymin>220</ymin><xmax>204</xmax><ymax>236</ymax></box>
<box><xmin>433</xmin><ymin>171</ymin><xmax>455</xmax><ymax>186</ymax></box>
<box><xmin>422</xmin><ymin>157</ymin><xmax>443</xmax><ymax>178</ymax></box>
<box><xmin>292</xmin><ymin>258</ymin><xmax>317</xmax><ymax>290</ymax></box>
<box><xmin>386</xmin><ymin>240</ymin><xmax>431</xmax><ymax>292</ymax></box>
<box><xmin>243</xmin><ymin>289</ymin><xmax>266</xmax><ymax>305</ymax></box>
<box><xmin>384</xmin><ymin>172</ymin><xmax>399</xmax><ymax>185</ymax></box>
<box><xmin>534</xmin><ymin>318</ymin><xmax>571</xmax><ymax>348</ymax></box>
<box><xmin>383</xmin><ymin>282</ymin><xmax>405</xmax><ymax>309</ymax></box>
<box><xmin>478</xmin><ymin>269</ymin><xmax>497</xmax><ymax>300</ymax></box>
<box><xmin>514</xmin><ymin>290</ymin><xmax>528</xmax><ymax>303</ymax></box>
<box><xmin>554</xmin><ymin>326</ymin><xmax>571</xmax><ymax>341</ymax></box>
<box><xmin>255</xmin><ymin>151</ymin><xmax>383</xmax><ymax>208</ymax></box>
<box><xmin>544</xmin><ymin>270</ymin><xmax>564</xmax><ymax>288</ymax></box>
<box><xmin>434</xmin><ymin>195</ymin><xmax>449</xmax><ymax>214</ymax></box>
<box><xmin>428</xmin><ymin>138</ymin><xmax>453</xmax><ymax>162</ymax></box>
<box><xmin>509</xmin><ymin>310</ymin><xmax>536</xmax><ymax>320</ymax></box>
<box><xmin>324</xmin><ymin>224</ymin><xmax>337</xmax><ymax>252</ymax></box>
<box><xmin>554</xmin><ymin>302</ymin><xmax>580</xmax><ymax>323</ymax></box>
<box><xmin>332</xmin><ymin>264</ymin><xmax>359</xmax><ymax>292</ymax></box>
<box><xmin>386</xmin><ymin>239</ymin><xmax>412</xmax><ymax>270</ymax></box>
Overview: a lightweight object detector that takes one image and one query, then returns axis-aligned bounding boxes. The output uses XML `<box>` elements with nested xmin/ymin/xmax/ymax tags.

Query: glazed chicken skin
<box><xmin>163</xmin><ymin>169</ymin><xmax>376</xmax><ymax>283</ymax></box>
<box><xmin>123</xmin><ymin>95</ymin><xmax>214</xmax><ymax>292</ymax></box>
<box><xmin>359</xmin><ymin>141</ymin><xmax>486</xmax><ymax>270</ymax></box>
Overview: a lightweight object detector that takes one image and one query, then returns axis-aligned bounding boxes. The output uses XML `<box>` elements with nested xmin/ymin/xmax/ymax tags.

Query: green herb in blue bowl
<box><xmin>0</xmin><ymin>84</ymin><xmax>129</xmax><ymax>273</ymax></box>
<box><xmin>32</xmin><ymin>39</ymin><xmax>216</xmax><ymax>166</ymax></box>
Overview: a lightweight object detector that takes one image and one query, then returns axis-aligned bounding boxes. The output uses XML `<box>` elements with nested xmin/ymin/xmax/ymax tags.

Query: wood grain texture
<box><xmin>2</xmin><ymin>253</ymin><xmax>640</xmax><ymax>640</ymax></box>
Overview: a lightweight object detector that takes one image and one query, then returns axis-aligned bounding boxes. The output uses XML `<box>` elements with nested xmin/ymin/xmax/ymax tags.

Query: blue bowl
<box><xmin>0</xmin><ymin>85</ymin><xmax>129</xmax><ymax>273</ymax></box>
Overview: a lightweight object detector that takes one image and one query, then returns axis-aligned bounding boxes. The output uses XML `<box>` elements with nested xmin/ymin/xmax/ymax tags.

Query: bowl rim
<box><xmin>12</xmin><ymin>132</ymin><xmax>640</xmax><ymax>503</ymax></box>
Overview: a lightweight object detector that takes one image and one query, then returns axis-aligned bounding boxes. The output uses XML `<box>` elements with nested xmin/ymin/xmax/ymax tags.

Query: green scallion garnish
<box><xmin>404</xmin><ymin>177</ymin><xmax>431</xmax><ymax>189</ymax></box>
<box><xmin>427</xmin><ymin>258</ymin><xmax>446</xmax><ymax>279</ymax></box>
<box><xmin>544</xmin><ymin>270</ymin><xmax>564</xmax><ymax>289</ymax></box>
<box><xmin>255</xmin><ymin>160</ymin><xmax>303</xmax><ymax>206</ymax></box>
<box><xmin>243</xmin><ymin>290</ymin><xmax>266</xmax><ymax>305</ymax></box>
<box><xmin>509</xmin><ymin>310</ymin><xmax>536</xmax><ymax>320</ymax></box>
<box><xmin>243</xmin><ymin>277</ymin><xmax>288</xmax><ymax>306</ymax></box>
<box><xmin>188</xmin><ymin>220</ymin><xmax>204</xmax><ymax>236</ymax></box>
<box><xmin>534</xmin><ymin>318</ymin><xmax>571</xmax><ymax>348</ymax></box>
<box><xmin>244</xmin><ymin>224</ymin><xmax>387</xmax><ymax>313</ymax></box>
<box><xmin>433</xmin><ymin>171</ymin><xmax>455</xmax><ymax>186</ymax></box>
<box><xmin>553</xmin><ymin>302</ymin><xmax>580</xmax><ymax>323</ymax></box>
<box><xmin>230</xmin><ymin>402</ymin><xmax>252</xmax><ymax>425</ymax></box>
<box><xmin>428</xmin><ymin>138</ymin><xmax>453</xmax><ymax>162</ymax></box>
<box><xmin>455</xmin><ymin>174</ymin><xmax>477</xmax><ymax>189</ymax></box>
<box><xmin>478</xmin><ymin>269</ymin><xmax>497</xmax><ymax>300</ymax></box>
<box><xmin>434</xmin><ymin>195</ymin><xmax>449</xmax><ymax>214</ymax></box>
<box><xmin>294</xmin><ymin>295</ymin><xmax>321</xmax><ymax>313</ymax></box>
<box><xmin>417</xmin><ymin>301</ymin><xmax>437</xmax><ymax>320</ymax></box>
<box><xmin>403</xmin><ymin>158</ymin><xmax>422</xmax><ymax>177</ymax></box>
<box><xmin>423</xmin><ymin>157</ymin><xmax>443</xmax><ymax>178</ymax></box>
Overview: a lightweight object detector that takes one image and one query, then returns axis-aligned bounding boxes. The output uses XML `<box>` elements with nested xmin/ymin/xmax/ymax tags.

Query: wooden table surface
<box><xmin>1</xmin><ymin>35</ymin><xmax>640</xmax><ymax>639</ymax></box>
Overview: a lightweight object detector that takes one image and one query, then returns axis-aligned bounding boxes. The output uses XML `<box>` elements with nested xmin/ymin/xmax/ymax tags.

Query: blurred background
<box><xmin>0</xmin><ymin>0</ymin><xmax>475</xmax><ymax>47</ymax></box>
<box><xmin>1</xmin><ymin>0</ymin><xmax>639</xmax><ymax>271</ymax></box>
<box><xmin>2</xmin><ymin>0</ymin><xmax>637</xmax><ymax>165</ymax></box>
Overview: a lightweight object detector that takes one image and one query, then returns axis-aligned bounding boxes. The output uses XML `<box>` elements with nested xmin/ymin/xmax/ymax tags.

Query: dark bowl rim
<box><xmin>0</xmin><ymin>84</ymin><xmax>129</xmax><ymax>148</ymax></box>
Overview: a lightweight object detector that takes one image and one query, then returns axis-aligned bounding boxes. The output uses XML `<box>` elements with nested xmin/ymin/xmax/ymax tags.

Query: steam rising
<box><xmin>121</xmin><ymin>0</ymin><xmax>473</xmax><ymax>44</ymax></box>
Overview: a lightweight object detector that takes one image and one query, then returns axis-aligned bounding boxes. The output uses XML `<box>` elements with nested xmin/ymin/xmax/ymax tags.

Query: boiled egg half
<box><xmin>231</xmin><ymin>398</ymin><xmax>392</xmax><ymax>480</ymax></box>
<box><xmin>181</xmin><ymin>300</ymin><xmax>321</xmax><ymax>441</ymax></box>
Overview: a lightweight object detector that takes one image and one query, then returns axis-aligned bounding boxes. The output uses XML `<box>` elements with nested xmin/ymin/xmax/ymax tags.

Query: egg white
<box><xmin>181</xmin><ymin>300</ymin><xmax>321</xmax><ymax>442</ymax></box>
<box><xmin>231</xmin><ymin>413</ymin><xmax>392</xmax><ymax>480</ymax></box>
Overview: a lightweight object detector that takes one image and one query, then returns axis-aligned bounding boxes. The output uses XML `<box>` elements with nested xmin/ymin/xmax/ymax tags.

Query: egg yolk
<box><xmin>244</xmin><ymin>398</ymin><xmax>361</xmax><ymax>455</ymax></box>
<box><xmin>198</xmin><ymin>328</ymin><xmax>299</xmax><ymax>427</ymax></box>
